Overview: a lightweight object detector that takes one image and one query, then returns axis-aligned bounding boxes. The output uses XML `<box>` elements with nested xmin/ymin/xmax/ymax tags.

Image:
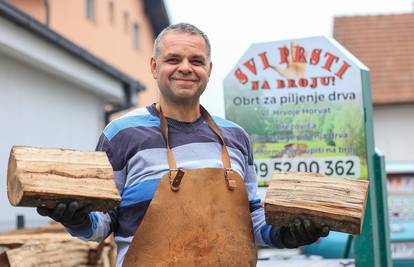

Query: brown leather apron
<box><xmin>122</xmin><ymin>106</ymin><xmax>257</xmax><ymax>267</ymax></box>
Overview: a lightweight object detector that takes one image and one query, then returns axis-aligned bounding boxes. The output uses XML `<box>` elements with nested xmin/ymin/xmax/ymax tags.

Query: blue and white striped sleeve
<box><xmin>65</xmin><ymin>134</ymin><xmax>123</xmax><ymax>242</ymax></box>
<box><xmin>242</xmin><ymin>131</ymin><xmax>285</xmax><ymax>248</ymax></box>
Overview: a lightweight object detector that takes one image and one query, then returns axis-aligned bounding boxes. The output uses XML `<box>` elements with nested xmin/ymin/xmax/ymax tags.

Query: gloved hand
<box><xmin>279</xmin><ymin>218</ymin><xmax>330</xmax><ymax>248</ymax></box>
<box><xmin>37</xmin><ymin>201</ymin><xmax>91</xmax><ymax>229</ymax></box>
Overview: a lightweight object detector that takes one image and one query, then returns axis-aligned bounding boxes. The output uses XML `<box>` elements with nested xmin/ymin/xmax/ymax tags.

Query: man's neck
<box><xmin>157</xmin><ymin>99</ymin><xmax>201</xmax><ymax>122</ymax></box>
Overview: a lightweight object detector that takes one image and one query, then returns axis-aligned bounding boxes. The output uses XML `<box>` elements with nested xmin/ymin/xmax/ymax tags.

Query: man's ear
<box><xmin>150</xmin><ymin>57</ymin><xmax>157</xmax><ymax>79</ymax></box>
<box><xmin>208</xmin><ymin>61</ymin><xmax>213</xmax><ymax>77</ymax></box>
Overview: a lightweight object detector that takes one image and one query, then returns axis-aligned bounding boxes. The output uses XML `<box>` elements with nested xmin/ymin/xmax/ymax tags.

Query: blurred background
<box><xmin>1</xmin><ymin>0</ymin><xmax>414</xmax><ymax>266</ymax></box>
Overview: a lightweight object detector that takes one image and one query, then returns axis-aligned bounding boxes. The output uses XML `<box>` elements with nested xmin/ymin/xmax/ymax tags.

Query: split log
<box><xmin>1</xmin><ymin>223</ymin><xmax>67</xmax><ymax>236</ymax></box>
<box><xmin>7</xmin><ymin>146</ymin><xmax>121</xmax><ymax>212</ymax></box>
<box><xmin>0</xmin><ymin>224</ymin><xmax>117</xmax><ymax>267</ymax></box>
<box><xmin>4</xmin><ymin>240</ymin><xmax>92</xmax><ymax>267</ymax></box>
<box><xmin>264</xmin><ymin>172</ymin><xmax>369</xmax><ymax>235</ymax></box>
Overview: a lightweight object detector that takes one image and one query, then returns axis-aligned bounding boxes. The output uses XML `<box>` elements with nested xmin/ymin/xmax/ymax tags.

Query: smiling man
<box><xmin>38</xmin><ymin>23</ymin><xmax>329</xmax><ymax>266</ymax></box>
<box><xmin>150</xmin><ymin>25</ymin><xmax>212</xmax><ymax>122</ymax></box>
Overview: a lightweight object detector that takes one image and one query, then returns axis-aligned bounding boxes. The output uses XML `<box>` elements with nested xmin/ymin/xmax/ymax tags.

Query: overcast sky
<box><xmin>164</xmin><ymin>0</ymin><xmax>413</xmax><ymax>116</ymax></box>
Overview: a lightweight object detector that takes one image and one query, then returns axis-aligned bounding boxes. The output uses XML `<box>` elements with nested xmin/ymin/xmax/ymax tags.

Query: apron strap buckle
<box><xmin>169</xmin><ymin>169</ymin><xmax>184</xmax><ymax>192</ymax></box>
<box><xmin>224</xmin><ymin>168</ymin><xmax>237</xmax><ymax>191</ymax></box>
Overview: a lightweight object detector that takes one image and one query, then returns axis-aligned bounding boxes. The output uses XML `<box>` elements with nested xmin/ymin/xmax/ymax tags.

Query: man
<box><xmin>38</xmin><ymin>23</ymin><xmax>329</xmax><ymax>266</ymax></box>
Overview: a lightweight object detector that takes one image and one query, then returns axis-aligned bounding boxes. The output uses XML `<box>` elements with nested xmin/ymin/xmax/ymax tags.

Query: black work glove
<box><xmin>278</xmin><ymin>218</ymin><xmax>330</xmax><ymax>248</ymax></box>
<box><xmin>37</xmin><ymin>201</ymin><xmax>91</xmax><ymax>230</ymax></box>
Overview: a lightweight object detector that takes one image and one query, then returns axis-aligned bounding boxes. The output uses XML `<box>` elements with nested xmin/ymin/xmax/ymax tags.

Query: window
<box><xmin>132</xmin><ymin>23</ymin><xmax>139</xmax><ymax>49</ymax></box>
<box><xmin>123</xmin><ymin>12</ymin><xmax>129</xmax><ymax>33</ymax></box>
<box><xmin>108</xmin><ymin>1</ymin><xmax>114</xmax><ymax>24</ymax></box>
<box><xmin>86</xmin><ymin>0</ymin><xmax>95</xmax><ymax>21</ymax></box>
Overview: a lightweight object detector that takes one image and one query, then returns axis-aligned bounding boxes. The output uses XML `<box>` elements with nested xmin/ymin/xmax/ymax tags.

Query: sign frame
<box><xmin>223</xmin><ymin>36</ymin><xmax>392</xmax><ymax>266</ymax></box>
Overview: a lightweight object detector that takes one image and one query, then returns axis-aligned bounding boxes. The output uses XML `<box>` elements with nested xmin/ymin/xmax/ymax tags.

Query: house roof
<box><xmin>0</xmin><ymin>1</ymin><xmax>145</xmax><ymax>106</ymax></box>
<box><xmin>334</xmin><ymin>13</ymin><xmax>414</xmax><ymax>105</ymax></box>
<box><xmin>144</xmin><ymin>0</ymin><xmax>170</xmax><ymax>38</ymax></box>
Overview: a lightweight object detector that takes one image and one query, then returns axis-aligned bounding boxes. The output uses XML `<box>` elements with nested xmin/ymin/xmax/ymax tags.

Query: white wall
<box><xmin>0</xmin><ymin>16</ymin><xmax>124</xmax><ymax>103</ymax></box>
<box><xmin>0</xmin><ymin>53</ymin><xmax>107</xmax><ymax>231</ymax></box>
<box><xmin>373</xmin><ymin>104</ymin><xmax>414</xmax><ymax>162</ymax></box>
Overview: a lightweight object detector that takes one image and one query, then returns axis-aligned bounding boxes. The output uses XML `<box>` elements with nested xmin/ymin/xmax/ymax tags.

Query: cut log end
<box><xmin>7</xmin><ymin>151</ymin><xmax>23</xmax><ymax>206</ymax></box>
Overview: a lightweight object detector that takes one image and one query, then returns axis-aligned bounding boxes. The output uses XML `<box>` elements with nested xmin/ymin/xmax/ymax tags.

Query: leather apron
<box><xmin>122</xmin><ymin>106</ymin><xmax>257</xmax><ymax>267</ymax></box>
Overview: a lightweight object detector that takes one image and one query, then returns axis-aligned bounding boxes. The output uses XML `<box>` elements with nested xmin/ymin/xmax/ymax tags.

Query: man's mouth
<box><xmin>171</xmin><ymin>77</ymin><xmax>198</xmax><ymax>82</ymax></box>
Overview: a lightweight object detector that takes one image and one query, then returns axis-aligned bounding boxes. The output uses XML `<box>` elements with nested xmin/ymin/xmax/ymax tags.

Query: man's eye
<box><xmin>192</xmin><ymin>60</ymin><xmax>204</xmax><ymax>66</ymax></box>
<box><xmin>166</xmin><ymin>58</ymin><xmax>179</xmax><ymax>63</ymax></box>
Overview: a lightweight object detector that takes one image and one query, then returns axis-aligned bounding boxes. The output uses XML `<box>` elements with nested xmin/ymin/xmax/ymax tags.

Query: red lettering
<box><xmin>294</xmin><ymin>46</ymin><xmax>307</xmax><ymax>63</ymax></box>
<box><xmin>243</xmin><ymin>58</ymin><xmax>257</xmax><ymax>75</ymax></box>
<box><xmin>323</xmin><ymin>52</ymin><xmax>339</xmax><ymax>72</ymax></box>
<box><xmin>251</xmin><ymin>81</ymin><xmax>259</xmax><ymax>90</ymax></box>
<box><xmin>320</xmin><ymin>76</ymin><xmax>331</xmax><ymax>86</ymax></box>
<box><xmin>287</xmin><ymin>79</ymin><xmax>297</xmax><ymax>88</ymax></box>
<box><xmin>277</xmin><ymin>80</ymin><xmax>285</xmax><ymax>88</ymax></box>
<box><xmin>310</xmin><ymin>49</ymin><xmax>322</xmax><ymax>65</ymax></box>
<box><xmin>298</xmin><ymin>78</ymin><xmax>308</xmax><ymax>87</ymax></box>
<box><xmin>335</xmin><ymin>61</ymin><xmax>351</xmax><ymax>79</ymax></box>
<box><xmin>259</xmin><ymin>52</ymin><xmax>271</xmax><ymax>70</ymax></box>
<box><xmin>279</xmin><ymin>47</ymin><xmax>289</xmax><ymax>64</ymax></box>
<box><xmin>310</xmin><ymin>77</ymin><xmax>318</xmax><ymax>88</ymax></box>
<box><xmin>261</xmin><ymin>80</ymin><xmax>270</xmax><ymax>89</ymax></box>
<box><xmin>234</xmin><ymin>68</ymin><xmax>248</xmax><ymax>84</ymax></box>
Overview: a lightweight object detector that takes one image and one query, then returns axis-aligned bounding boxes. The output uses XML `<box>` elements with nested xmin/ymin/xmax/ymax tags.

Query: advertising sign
<box><xmin>223</xmin><ymin>37</ymin><xmax>367</xmax><ymax>185</ymax></box>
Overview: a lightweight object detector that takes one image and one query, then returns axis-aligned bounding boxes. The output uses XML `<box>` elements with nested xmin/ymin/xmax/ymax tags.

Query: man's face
<box><xmin>151</xmin><ymin>32</ymin><xmax>212</xmax><ymax>105</ymax></box>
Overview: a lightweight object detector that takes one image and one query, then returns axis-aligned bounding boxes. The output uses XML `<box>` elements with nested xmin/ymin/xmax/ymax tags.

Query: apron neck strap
<box><xmin>158</xmin><ymin>104</ymin><xmax>232</xmax><ymax>171</ymax></box>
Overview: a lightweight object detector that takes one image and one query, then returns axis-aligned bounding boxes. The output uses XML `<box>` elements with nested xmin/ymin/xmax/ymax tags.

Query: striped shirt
<box><xmin>66</xmin><ymin>104</ymin><xmax>283</xmax><ymax>266</ymax></box>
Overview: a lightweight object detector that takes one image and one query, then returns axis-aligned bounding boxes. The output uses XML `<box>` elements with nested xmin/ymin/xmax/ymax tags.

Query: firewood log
<box><xmin>0</xmin><ymin>224</ymin><xmax>117</xmax><ymax>267</ymax></box>
<box><xmin>264</xmin><ymin>172</ymin><xmax>369</xmax><ymax>235</ymax></box>
<box><xmin>7</xmin><ymin>146</ymin><xmax>120</xmax><ymax>212</ymax></box>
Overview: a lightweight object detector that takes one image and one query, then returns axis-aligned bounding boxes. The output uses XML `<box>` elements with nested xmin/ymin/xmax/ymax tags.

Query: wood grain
<box><xmin>264</xmin><ymin>172</ymin><xmax>369</xmax><ymax>235</ymax></box>
<box><xmin>0</xmin><ymin>224</ymin><xmax>116</xmax><ymax>267</ymax></box>
<box><xmin>7</xmin><ymin>146</ymin><xmax>121</xmax><ymax>212</ymax></box>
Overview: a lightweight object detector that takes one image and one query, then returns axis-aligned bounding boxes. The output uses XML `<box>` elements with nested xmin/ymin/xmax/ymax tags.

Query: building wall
<box><xmin>373</xmin><ymin>104</ymin><xmax>414</xmax><ymax>162</ymax></box>
<box><xmin>0</xmin><ymin>52</ymin><xmax>107</xmax><ymax>232</ymax></box>
<box><xmin>10</xmin><ymin>0</ymin><xmax>159</xmax><ymax>107</ymax></box>
<box><xmin>9</xmin><ymin>0</ymin><xmax>46</xmax><ymax>22</ymax></box>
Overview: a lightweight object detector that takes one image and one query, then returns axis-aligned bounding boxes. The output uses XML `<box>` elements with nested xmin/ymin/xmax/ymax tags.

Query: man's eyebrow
<box><xmin>164</xmin><ymin>53</ymin><xmax>180</xmax><ymax>58</ymax></box>
<box><xmin>163</xmin><ymin>53</ymin><xmax>208</xmax><ymax>62</ymax></box>
<box><xmin>191</xmin><ymin>55</ymin><xmax>207</xmax><ymax>61</ymax></box>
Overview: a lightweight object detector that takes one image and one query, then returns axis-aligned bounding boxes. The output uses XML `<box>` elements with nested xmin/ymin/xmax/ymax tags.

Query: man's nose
<box><xmin>177</xmin><ymin>59</ymin><xmax>192</xmax><ymax>74</ymax></box>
